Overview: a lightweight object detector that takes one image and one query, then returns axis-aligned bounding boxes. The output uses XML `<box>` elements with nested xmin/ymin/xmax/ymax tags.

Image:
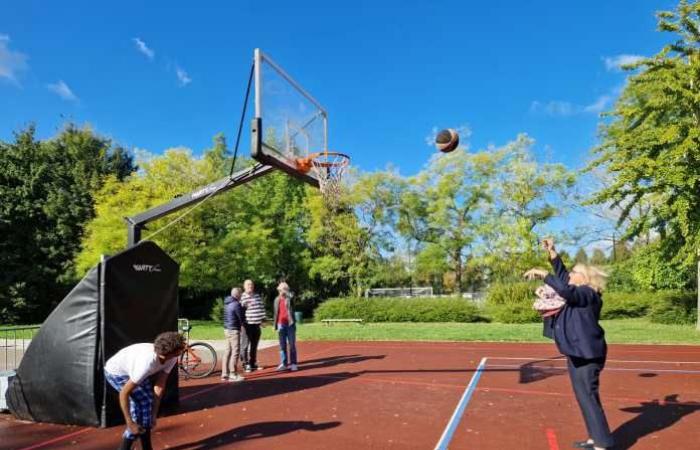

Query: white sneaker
<box><xmin>290</xmin><ymin>364</ymin><xmax>298</xmax><ymax>371</ymax></box>
<box><xmin>228</xmin><ymin>374</ymin><xmax>245</xmax><ymax>382</ymax></box>
<box><xmin>276</xmin><ymin>364</ymin><xmax>287</xmax><ymax>371</ymax></box>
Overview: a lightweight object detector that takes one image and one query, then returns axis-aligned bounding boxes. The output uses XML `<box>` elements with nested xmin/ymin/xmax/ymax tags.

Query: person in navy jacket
<box><xmin>524</xmin><ymin>238</ymin><xmax>614</xmax><ymax>450</ymax></box>
<box><xmin>221</xmin><ymin>287</ymin><xmax>246</xmax><ymax>382</ymax></box>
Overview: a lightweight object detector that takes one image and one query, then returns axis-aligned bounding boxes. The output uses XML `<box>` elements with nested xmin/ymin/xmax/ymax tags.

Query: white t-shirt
<box><xmin>105</xmin><ymin>343</ymin><xmax>178</xmax><ymax>384</ymax></box>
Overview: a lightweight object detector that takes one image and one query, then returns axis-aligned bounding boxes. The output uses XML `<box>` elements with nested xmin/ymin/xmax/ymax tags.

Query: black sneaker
<box><xmin>244</xmin><ymin>365</ymin><xmax>252</xmax><ymax>373</ymax></box>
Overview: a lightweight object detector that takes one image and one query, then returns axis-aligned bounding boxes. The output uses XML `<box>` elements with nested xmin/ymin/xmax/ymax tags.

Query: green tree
<box><xmin>305</xmin><ymin>169</ymin><xmax>406</xmax><ymax>298</ymax></box>
<box><xmin>587</xmin><ymin>1</ymin><xmax>700</xmax><ymax>274</ymax></box>
<box><xmin>399</xmin><ymin>148</ymin><xmax>498</xmax><ymax>293</ymax></box>
<box><xmin>480</xmin><ymin>134</ymin><xmax>576</xmax><ymax>280</ymax></box>
<box><xmin>574</xmin><ymin>247</ymin><xmax>589</xmax><ymax>264</ymax></box>
<box><xmin>0</xmin><ymin>124</ymin><xmax>136</xmax><ymax>323</ymax></box>
<box><xmin>77</xmin><ymin>137</ymin><xmax>314</xmax><ymax>317</ymax></box>
<box><xmin>589</xmin><ymin>248</ymin><xmax>608</xmax><ymax>266</ymax></box>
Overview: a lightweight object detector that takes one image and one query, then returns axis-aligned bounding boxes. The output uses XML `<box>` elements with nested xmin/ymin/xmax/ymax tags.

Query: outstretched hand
<box><xmin>541</xmin><ymin>238</ymin><xmax>555</xmax><ymax>252</ymax></box>
<box><xmin>524</xmin><ymin>268</ymin><xmax>548</xmax><ymax>280</ymax></box>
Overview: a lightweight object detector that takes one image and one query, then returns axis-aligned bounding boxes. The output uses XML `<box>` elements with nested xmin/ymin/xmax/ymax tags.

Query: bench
<box><xmin>321</xmin><ymin>318</ymin><xmax>364</xmax><ymax>326</ymax></box>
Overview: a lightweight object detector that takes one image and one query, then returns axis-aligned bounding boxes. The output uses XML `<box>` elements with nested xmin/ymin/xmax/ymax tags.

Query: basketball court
<box><xmin>3</xmin><ymin>49</ymin><xmax>700</xmax><ymax>450</ymax></box>
<box><xmin>3</xmin><ymin>341</ymin><xmax>699</xmax><ymax>450</ymax></box>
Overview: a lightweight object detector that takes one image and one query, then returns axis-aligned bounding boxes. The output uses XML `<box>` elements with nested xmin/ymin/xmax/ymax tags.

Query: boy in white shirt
<box><xmin>104</xmin><ymin>331</ymin><xmax>186</xmax><ymax>450</ymax></box>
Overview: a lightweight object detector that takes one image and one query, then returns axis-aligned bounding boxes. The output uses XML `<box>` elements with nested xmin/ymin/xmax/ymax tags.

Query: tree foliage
<box><xmin>397</xmin><ymin>135</ymin><xmax>574</xmax><ymax>291</ymax></box>
<box><xmin>588</xmin><ymin>0</ymin><xmax>700</xmax><ymax>273</ymax></box>
<box><xmin>0</xmin><ymin>125</ymin><xmax>136</xmax><ymax>322</ymax></box>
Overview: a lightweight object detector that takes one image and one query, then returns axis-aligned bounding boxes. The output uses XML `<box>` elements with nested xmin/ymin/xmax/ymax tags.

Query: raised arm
<box><xmin>543</xmin><ymin>238</ymin><xmax>569</xmax><ymax>283</ymax></box>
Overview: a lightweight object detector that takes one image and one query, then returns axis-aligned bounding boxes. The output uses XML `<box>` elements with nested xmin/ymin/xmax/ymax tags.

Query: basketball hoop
<box><xmin>297</xmin><ymin>151</ymin><xmax>350</xmax><ymax>204</ymax></box>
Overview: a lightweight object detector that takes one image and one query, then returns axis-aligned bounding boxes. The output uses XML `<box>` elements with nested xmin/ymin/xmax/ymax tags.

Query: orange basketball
<box><xmin>296</xmin><ymin>157</ymin><xmax>312</xmax><ymax>173</ymax></box>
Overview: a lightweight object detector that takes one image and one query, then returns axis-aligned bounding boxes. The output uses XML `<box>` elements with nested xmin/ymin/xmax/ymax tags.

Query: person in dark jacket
<box><xmin>273</xmin><ymin>282</ymin><xmax>298</xmax><ymax>372</ymax></box>
<box><xmin>524</xmin><ymin>238</ymin><xmax>613</xmax><ymax>450</ymax></box>
<box><xmin>222</xmin><ymin>287</ymin><xmax>245</xmax><ymax>382</ymax></box>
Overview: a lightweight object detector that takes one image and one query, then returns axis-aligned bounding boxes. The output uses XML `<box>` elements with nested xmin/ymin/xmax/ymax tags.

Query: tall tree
<box><xmin>76</xmin><ymin>138</ymin><xmax>314</xmax><ymax>315</ymax></box>
<box><xmin>587</xmin><ymin>1</ymin><xmax>700</xmax><ymax>274</ymax></box>
<box><xmin>574</xmin><ymin>248</ymin><xmax>589</xmax><ymax>264</ymax></box>
<box><xmin>0</xmin><ymin>124</ymin><xmax>136</xmax><ymax>323</ymax></box>
<box><xmin>399</xmin><ymin>148</ymin><xmax>498</xmax><ymax>293</ymax></box>
<box><xmin>480</xmin><ymin>134</ymin><xmax>575</xmax><ymax>280</ymax></box>
<box><xmin>589</xmin><ymin>248</ymin><xmax>608</xmax><ymax>266</ymax></box>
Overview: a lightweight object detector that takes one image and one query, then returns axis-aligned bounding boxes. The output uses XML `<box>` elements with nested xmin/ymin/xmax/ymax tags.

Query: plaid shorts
<box><xmin>104</xmin><ymin>371</ymin><xmax>154</xmax><ymax>438</ymax></box>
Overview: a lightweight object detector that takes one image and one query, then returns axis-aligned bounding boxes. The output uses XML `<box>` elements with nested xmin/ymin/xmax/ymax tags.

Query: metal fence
<box><xmin>1</xmin><ymin>325</ymin><xmax>40</xmax><ymax>372</ymax></box>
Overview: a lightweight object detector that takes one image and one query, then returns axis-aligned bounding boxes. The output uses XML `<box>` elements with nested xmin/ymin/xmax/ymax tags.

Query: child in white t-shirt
<box><xmin>104</xmin><ymin>332</ymin><xmax>186</xmax><ymax>450</ymax></box>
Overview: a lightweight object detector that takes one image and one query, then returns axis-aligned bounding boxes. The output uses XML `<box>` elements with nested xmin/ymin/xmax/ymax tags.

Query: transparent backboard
<box><xmin>251</xmin><ymin>48</ymin><xmax>325</xmax><ymax>187</ymax></box>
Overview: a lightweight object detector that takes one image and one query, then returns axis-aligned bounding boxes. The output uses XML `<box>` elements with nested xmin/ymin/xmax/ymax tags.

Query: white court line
<box><xmin>487</xmin><ymin>363</ymin><xmax>700</xmax><ymax>375</ymax></box>
<box><xmin>434</xmin><ymin>357</ymin><xmax>487</xmax><ymax>450</ymax></box>
<box><xmin>486</xmin><ymin>356</ymin><xmax>700</xmax><ymax>365</ymax></box>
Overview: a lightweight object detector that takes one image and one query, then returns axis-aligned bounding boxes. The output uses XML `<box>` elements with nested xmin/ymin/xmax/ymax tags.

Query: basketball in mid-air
<box><xmin>435</xmin><ymin>129</ymin><xmax>460</xmax><ymax>153</ymax></box>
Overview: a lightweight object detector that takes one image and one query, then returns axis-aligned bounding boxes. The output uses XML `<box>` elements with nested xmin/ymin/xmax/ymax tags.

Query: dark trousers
<box><xmin>567</xmin><ymin>356</ymin><xmax>614</xmax><ymax>448</ymax></box>
<box><xmin>243</xmin><ymin>323</ymin><xmax>261</xmax><ymax>367</ymax></box>
<box><xmin>239</xmin><ymin>326</ymin><xmax>248</xmax><ymax>364</ymax></box>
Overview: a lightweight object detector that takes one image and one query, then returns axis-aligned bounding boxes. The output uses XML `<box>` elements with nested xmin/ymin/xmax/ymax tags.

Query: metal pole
<box><xmin>125</xmin><ymin>164</ymin><xmax>275</xmax><ymax>247</ymax></box>
<box><xmin>254</xmin><ymin>49</ymin><xmax>262</xmax><ymax>119</ymax></box>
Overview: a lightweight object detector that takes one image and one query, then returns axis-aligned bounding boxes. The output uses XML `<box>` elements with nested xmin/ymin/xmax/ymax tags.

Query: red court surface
<box><xmin>2</xmin><ymin>341</ymin><xmax>699</xmax><ymax>449</ymax></box>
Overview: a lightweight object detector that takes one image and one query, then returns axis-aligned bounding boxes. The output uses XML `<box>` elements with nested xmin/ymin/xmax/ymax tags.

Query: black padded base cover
<box><xmin>7</xmin><ymin>241</ymin><xmax>180</xmax><ymax>427</ymax></box>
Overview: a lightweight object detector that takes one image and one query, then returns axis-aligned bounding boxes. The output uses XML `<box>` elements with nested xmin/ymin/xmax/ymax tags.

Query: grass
<box><xmin>188</xmin><ymin>318</ymin><xmax>700</xmax><ymax>345</ymax></box>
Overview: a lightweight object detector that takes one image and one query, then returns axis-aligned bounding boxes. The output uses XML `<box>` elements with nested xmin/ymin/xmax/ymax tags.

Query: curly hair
<box><xmin>154</xmin><ymin>331</ymin><xmax>186</xmax><ymax>356</ymax></box>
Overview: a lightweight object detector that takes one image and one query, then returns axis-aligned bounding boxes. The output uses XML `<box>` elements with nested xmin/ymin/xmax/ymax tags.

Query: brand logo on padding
<box><xmin>132</xmin><ymin>264</ymin><xmax>162</xmax><ymax>273</ymax></box>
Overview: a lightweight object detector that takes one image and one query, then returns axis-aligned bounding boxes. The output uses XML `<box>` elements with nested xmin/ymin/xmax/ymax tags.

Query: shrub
<box><xmin>313</xmin><ymin>297</ymin><xmax>487</xmax><ymax>323</ymax></box>
<box><xmin>485</xmin><ymin>281</ymin><xmax>541</xmax><ymax>323</ymax></box>
<box><xmin>209</xmin><ymin>297</ymin><xmax>225</xmax><ymax>322</ymax></box>
<box><xmin>601</xmin><ymin>292</ymin><xmax>655</xmax><ymax>319</ymax></box>
<box><xmin>648</xmin><ymin>291</ymin><xmax>697</xmax><ymax>325</ymax></box>
<box><xmin>606</xmin><ymin>263</ymin><xmax>642</xmax><ymax>293</ymax></box>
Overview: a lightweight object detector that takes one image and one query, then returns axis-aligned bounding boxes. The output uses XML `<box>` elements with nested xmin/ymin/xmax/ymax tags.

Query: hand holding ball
<box><xmin>435</xmin><ymin>129</ymin><xmax>460</xmax><ymax>153</ymax></box>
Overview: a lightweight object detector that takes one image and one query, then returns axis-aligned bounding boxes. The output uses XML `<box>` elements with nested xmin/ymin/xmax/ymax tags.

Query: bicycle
<box><xmin>178</xmin><ymin>318</ymin><xmax>217</xmax><ymax>379</ymax></box>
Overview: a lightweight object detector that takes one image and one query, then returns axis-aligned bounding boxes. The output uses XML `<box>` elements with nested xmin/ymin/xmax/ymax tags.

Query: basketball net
<box><xmin>306</xmin><ymin>151</ymin><xmax>350</xmax><ymax>207</ymax></box>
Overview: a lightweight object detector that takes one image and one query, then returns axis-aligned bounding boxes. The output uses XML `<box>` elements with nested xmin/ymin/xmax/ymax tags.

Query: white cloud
<box><xmin>603</xmin><ymin>54</ymin><xmax>644</xmax><ymax>72</ymax></box>
<box><xmin>583</xmin><ymin>95</ymin><xmax>612</xmax><ymax>114</ymax></box>
<box><xmin>530</xmin><ymin>94</ymin><xmax>614</xmax><ymax>117</ymax></box>
<box><xmin>425</xmin><ymin>124</ymin><xmax>471</xmax><ymax>147</ymax></box>
<box><xmin>175</xmin><ymin>66</ymin><xmax>191</xmax><ymax>86</ymax></box>
<box><xmin>530</xmin><ymin>100</ymin><xmax>577</xmax><ymax>116</ymax></box>
<box><xmin>132</xmin><ymin>37</ymin><xmax>155</xmax><ymax>60</ymax></box>
<box><xmin>47</xmin><ymin>80</ymin><xmax>78</xmax><ymax>102</ymax></box>
<box><xmin>0</xmin><ymin>34</ymin><xmax>29</xmax><ymax>85</ymax></box>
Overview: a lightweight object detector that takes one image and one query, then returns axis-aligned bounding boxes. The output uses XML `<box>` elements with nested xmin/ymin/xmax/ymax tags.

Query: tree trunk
<box><xmin>454</xmin><ymin>250</ymin><xmax>463</xmax><ymax>294</ymax></box>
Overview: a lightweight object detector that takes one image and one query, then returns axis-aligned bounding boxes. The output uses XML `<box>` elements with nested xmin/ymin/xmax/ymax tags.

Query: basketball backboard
<box><xmin>250</xmin><ymin>48</ymin><xmax>325</xmax><ymax>187</ymax></box>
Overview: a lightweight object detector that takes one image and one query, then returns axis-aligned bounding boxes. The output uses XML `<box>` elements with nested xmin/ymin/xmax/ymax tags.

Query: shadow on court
<box><xmin>165</xmin><ymin>420</ymin><xmax>342</xmax><ymax>450</ymax></box>
<box><xmin>299</xmin><ymin>354</ymin><xmax>386</xmax><ymax>370</ymax></box>
<box><xmin>612</xmin><ymin>394</ymin><xmax>700</xmax><ymax>449</ymax></box>
<box><xmin>517</xmin><ymin>358</ymin><xmax>568</xmax><ymax>384</ymax></box>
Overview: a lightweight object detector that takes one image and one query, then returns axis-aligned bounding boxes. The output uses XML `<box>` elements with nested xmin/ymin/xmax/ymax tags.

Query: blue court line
<box><xmin>434</xmin><ymin>357</ymin><xmax>488</xmax><ymax>450</ymax></box>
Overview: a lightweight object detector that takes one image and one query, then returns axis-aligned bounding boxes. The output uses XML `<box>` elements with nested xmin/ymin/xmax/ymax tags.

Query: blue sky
<box><xmin>1</xmin><ymin>0</ymin><xmax>675</xmax><ymax>177</ymax></box>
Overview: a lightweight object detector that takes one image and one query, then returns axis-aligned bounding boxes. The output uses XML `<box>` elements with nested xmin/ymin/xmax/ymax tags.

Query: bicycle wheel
<box><xmin>180</xmin><ymin>342</ymin><xmax>217</xmax><ymax>378</ymax></box>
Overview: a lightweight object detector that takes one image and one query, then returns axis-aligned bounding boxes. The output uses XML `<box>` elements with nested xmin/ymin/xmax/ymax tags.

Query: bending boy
<box><xmin>104</xmin><ymin>331</ymin><xmax>186</xmax><ymax>450</ymax></box>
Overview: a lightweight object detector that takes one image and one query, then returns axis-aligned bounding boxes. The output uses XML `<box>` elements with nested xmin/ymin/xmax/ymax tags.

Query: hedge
<box><xmin>648</xmin><ymin>291</ymin><xmax>697</xmax><ymax>325</ymax></box>
<box><xmin>600</xmin><ymin>292</ymin><xmax>656</xmax><ymax>319</ymax></box>
<box><xmin>485</xmin><ymin>281</ymin><xmax>541</xmax><ymax>324</ymax></box>
<box><xmin>313</xmin><ymin>297</ymin><xmax>488</xmax><ymax>323</ymax></box>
